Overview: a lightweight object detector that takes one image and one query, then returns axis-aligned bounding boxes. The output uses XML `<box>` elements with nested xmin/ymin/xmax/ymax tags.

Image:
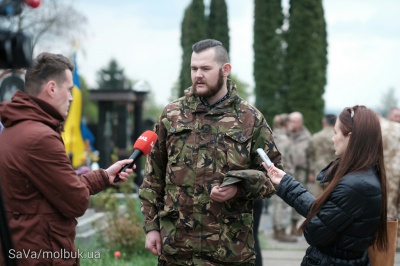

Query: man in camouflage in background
<box><xmin>287</xmin><ymin>111</ymin><xmax>312</xmax><ymax>235</ymax></box>
<box><xmin>269</xmin><ymin>113</ymin><xmax>297</xmax><ymax>243</ymax></box>
<box><xmin>309</xmin><ymin>114</ymin><xmax>337</xmax><ymax>196</ymax></box>
<box><xmin>380</xmin><ymin>116</ymin><xmax>400</xmax><ymax>249</ymax></box>
<box><xmin>139</xmin><ymin>39</ymin><xmax>280</xmax><ymax>266</ymax></box>
<box><xmin>387</xmin><ymin>107</ymin><xmax>400</xmax><ymax>123</ymax></box>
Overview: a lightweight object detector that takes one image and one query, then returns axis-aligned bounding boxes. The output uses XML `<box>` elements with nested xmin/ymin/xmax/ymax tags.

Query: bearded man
<box><xmin>139</xmin><ymin>39</ymin><xmax>280</xmax><ymax>266</ymax></box>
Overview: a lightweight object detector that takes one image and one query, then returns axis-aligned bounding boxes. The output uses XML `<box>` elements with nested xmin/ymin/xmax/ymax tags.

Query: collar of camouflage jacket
<box><xmin>186</xmin><ymin>79</ymin><xmax>240</xmax><ymax>113</ymax></box>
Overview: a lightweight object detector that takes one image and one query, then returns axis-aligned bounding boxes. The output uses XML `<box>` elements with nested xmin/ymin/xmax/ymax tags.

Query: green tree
<box><xmin>230</xmin><ymin>73</ymin><xmax>250</xmax><ymax>102</ymax></box>
<box><xmin>285</xmin><ymin>0</ymin><xmax>328</xmax><ymax>133</ymax></box>
<box><xmin>178</xmin><ymin>0</ymin><xmax>206</xmax><ymax>96</ymax></box>
<box><xmin>207</xmin><ymin>0</ymin><xmax>230</xmax><ymax>54</ymax></box>
<box><xmin>96</xmin><ymin>59</ymin><xmax>132</xmax><ymax>90</ymax></box>
<box><xmin>253</xmin><ymin>0</ymin><xmax>285</xmax><ymax>125</ymax></box>
<box><xmin>380</xmin><ymin>87</ymin><xmax>398</xmax><ymax>117</ymax></box>
<box><xmin>80</xmin><ymin>76</ymin><xmax>98</xmax><ymax>123</ymax></box>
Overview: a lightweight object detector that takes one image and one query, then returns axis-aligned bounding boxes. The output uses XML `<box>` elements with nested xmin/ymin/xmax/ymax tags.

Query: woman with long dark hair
<box><xmin>263</xmin><ymin>105</ymin><xmax>388</xmax><ymax>265</ymax></box>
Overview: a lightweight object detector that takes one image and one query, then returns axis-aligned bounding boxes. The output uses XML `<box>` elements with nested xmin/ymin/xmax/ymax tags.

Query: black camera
<box><xmin>0</xmin><ymin>0</ymin><xmax>33</xmax><ymax>69</ymax></box>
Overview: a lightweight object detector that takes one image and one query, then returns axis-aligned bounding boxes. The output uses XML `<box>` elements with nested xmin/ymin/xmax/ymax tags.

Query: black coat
<box><xmin>276</xmin><ymin>165</ymin><xmax>382</xmax><ymax>266</ymax></box>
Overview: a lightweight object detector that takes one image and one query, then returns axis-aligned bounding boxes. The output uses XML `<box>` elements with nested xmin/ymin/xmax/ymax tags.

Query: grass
<box><xmin>77</xmin><ymin>186</ymin><xmax>158</xmax><ymax>265</ymax></box>
<box><xmin>79</xmin><ymin>251</ymin><xmax>157</xmax><ymax>266</ymax></box>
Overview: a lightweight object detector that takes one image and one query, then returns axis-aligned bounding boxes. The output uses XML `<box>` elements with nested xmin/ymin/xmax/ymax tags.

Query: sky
<box><xmin>69</xmin><ymin>0</ymin><xmax>400</xmax><ymax>114</ymax></box>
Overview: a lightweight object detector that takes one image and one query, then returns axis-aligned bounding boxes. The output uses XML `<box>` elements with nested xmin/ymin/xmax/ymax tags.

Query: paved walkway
<box><xmin>259</xmin><ymin>212</ymin><xmax>400</xmax><ymax>265</ymax></box>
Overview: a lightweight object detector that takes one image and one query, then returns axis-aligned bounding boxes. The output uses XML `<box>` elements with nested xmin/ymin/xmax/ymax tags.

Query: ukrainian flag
<box><xmin>62</xmin><ymin>53</ymin><xmax>86</xmax><ymax>168</ymax></box>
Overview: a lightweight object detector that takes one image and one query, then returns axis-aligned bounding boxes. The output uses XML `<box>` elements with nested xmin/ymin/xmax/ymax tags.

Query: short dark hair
<box><xmin>192</xmin><ymin>39</ymin><xmax>230</xmax><ymax>65</ymax></box>
<box><xmin>324</xmin><ymin>114</ymin><xmax>337</xmax><ymax>126</ymax></box>
<box><xmin>24</xmin><ymin>52</ymin><xmax>74</xmax><ymax>96</ymax></box>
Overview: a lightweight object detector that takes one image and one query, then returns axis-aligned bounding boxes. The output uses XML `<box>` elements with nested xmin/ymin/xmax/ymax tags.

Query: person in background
<box><xmin>287</xmin><ymin>111</ymin><xmax>312</xmax><ymax>235</ymax></box>
<box><xmin>0</xmin><ymin>52</ymin><xmax>134</xmax><ymax>266</ymax></box>
<box><xmin>379</xmin><ymin>115</ymin><xmax>400</xmax><ymax>250</ymax></box>
<box><xmin>387</xmin><ymin>107</ymin><xmax>400</xmax><ymax>123</ymax></box>
<box><xmin>263</xmin><ymin>105</ymin><xmax>388</xmax><ymax>265</ymax></box>
<box><xmin>308</xmin><ymin>114</ymin><xmax>337</xmax><ymax>196</ymax></box>
<box><xmin>269</xmin><ymin>113</ymin><xmax>297</xmax><ymax>243</ymax></box>
<box><xmin>139</xmin><ymin>39</ymin><xmax>279</xmax><ymax>266</ymax></box>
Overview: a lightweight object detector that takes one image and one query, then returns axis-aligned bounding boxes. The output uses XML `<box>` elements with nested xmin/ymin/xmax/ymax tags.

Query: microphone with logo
<box><xmin>113</xmin><ymin>130</ymin><xmax>158</xmax><ymax>183</ymax></box>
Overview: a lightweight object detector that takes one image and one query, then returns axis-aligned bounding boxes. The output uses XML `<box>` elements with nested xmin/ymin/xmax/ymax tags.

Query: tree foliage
<box><xmin>253</xmin><ymin>0</ymin><xmax>285</xmax><ymax>125</ymax></box>
<box><xmin>285</xmin><ymin>0</ymin><xmax>327</xmax><ymax>133</ymax></box>
<box><xmin>207</xmin><ymin>0</ymin><xmax>230</xmax><ymax>54</ymax></box>
<box><xmin>379</xmin><ymin>87</ymin><xmax>398</xmax><ymax>117</ymax></box>
<box><xmin>230</xmin><ymin>73</ymin><xmax>250</xmax><ymax>102</ymax></box>
<box><xmin>96</xmin><ymin>59</ymin><xmax>132</xmax><ymax>90</ymax></box>
<box><xmin>0</xmin><ymin>0</ymin><xmax>87</xmax><ymax>54</ymax></box>
<box><xmin>178</xmin><ymin>0</ymin><xmax>206</xmax><ymax>96</ymax></box>
<box><xmin>80</xmin><ymin>76</ymin><xmax>98</xmax><ymax>123</ymax></box>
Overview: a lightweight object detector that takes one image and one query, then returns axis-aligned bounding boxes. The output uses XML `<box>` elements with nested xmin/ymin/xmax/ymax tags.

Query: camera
<box><xmin>0</xmin><ymin>0</ymin><xmax>36</xmax><ymax>69</ymax></box>
<box><xmin>0</xmin><ymin>29</ymin><xmax>32</xmax><ymax>69</ymax></box>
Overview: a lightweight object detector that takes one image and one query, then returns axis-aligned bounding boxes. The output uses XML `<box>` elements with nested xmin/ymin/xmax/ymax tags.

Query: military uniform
<box><xmin>309</xmin><ymin>126</ymin><xmax>336</xmax><ymax>196</ymax></box>
<box><xmin>288</xmin><ymin>127</ymin><xmax>311</xmax><ymax>228</ymax></box>
<box><xmin>380</xmin><ymin>118</ymin><xmax>400</xmax><ymax>218</ymax></box>
<box><xmin>139</xmin><ymin>80</ymin><xmax>280</xmax><ymax>265</ymax></box>
<box><xmin>270</xmin><ymin>128</ymin><xmax>297</xmax><ymax>242</ymax></box>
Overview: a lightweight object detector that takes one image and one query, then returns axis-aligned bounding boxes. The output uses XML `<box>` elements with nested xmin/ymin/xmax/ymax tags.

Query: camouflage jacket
<box><xmin>309</xmin><ymin>126</ymin><xmax>336</xmax><ymax>176</ymax></box>
<box><xmin>273</xmin><ymin>128</ymin><xmax>295</xmax><ymax>175</ymax></box>
<box><xmin>139</xmin><ymin>80</ymin><xmax>280</xmax><ymax>265</ymax></box>
<box><xmin>380</xmin><ymin>117</ymin><xmax>400</xmax><ymax>217</ymax></box>
<box><xmin>288</xmin><ymin>126</ymin><xmax>312</xmax><ymax>182</ymax></box>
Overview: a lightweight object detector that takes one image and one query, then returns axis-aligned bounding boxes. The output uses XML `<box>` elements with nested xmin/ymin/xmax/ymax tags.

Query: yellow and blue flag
<box><xmin>62</xmin><ymin>53</ymin><xmax>86</xmax><ymax>168</ymax></box>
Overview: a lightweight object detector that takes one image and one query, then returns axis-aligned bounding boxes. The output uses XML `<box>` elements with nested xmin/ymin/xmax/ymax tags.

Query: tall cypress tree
<box><xmin>285</xmin><ymin>0</ymin><xmax>327</xmax><ymax>132</ymax></box>
<box><xmin>207</xmin><ymin>0</ymin><xmax>230</xmax><ymax>54</ymax></box>
<box><xmin>253</xmin><ymin>0</ymin><xmax>285</xmax><ymax>125</ymax></box>
<box><xmin>178</xmin><ymin>0</ymin><xmax>206</xmax><ymax>96</ymax></box>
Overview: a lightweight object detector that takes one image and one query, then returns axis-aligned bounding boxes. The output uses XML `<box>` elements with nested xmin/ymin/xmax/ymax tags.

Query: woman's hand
<box><xmin>262</xmin><ymin>162</ymin><xmax>286</xmax><ymax>186</ymax></box>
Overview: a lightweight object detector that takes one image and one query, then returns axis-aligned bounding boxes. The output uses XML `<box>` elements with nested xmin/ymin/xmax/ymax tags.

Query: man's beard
<box><xmin>192</xmin><ymin>68</ymin><xmax>224</xmax><ymax>98</ymax></box>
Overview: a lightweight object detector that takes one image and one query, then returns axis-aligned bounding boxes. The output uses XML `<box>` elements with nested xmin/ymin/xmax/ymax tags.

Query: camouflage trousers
<box><xmin>270</xmin><ymin>195</ymin><xmax>291</xmax><ymax>230</ymax></box>
<box><xmin>292</xmin><ymin>169</ymin><xmax>310</xmax><ymax>221</ymax></box>
<box><xmin>158</xmin><ymin>258</ymin><xmax>255</xmax><ymax>266</ymax></box>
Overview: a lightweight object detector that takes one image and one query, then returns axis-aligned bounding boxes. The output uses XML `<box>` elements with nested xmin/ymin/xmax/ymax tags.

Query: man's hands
<box><xmin>105</xmin><ymin>159</ymin><xmax>135</xmax><ymax>184</ymax></box>
<box><xmin>210</xmin><ymin>185</ymin><xmax>238</xmax><ymax>202</ymax></box>
<box><xmin>145</xmin><ymin>230</ymin><xmax>162</xmax><ymax>256</ymax></box>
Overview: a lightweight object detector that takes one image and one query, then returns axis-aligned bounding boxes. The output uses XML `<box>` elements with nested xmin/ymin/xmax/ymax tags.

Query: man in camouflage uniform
<box><xmin>287</xmin><ymin>111</ymin><xmax>312</xmax><ymax>235</ymax></box>
<box><xmin>380</xmin><ymin>117</ymin><xmax>400</xmax><ymax>248</ymax></box>
<box><xmin>309</xmin><ymin>114</ymin><xmax>337</xmax><ymax>196</ymax></box>
<box><xmin>270</xmin><ymin>114</ymin><xmax>297</xmax><ymax>243</ymax></box>
<box><xmin>387</xmin><ymin>107</ymin><xmax>400</xmax><ymax>123</ymax></box>
<box><xmin>139</xmin><ymin>39</ymin><xmax>280</xmax><ymax>266</ymax></box>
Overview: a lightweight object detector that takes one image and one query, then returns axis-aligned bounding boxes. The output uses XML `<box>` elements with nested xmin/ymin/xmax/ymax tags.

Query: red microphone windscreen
<box><xmin>133</xmin><ymin>130</ymin><xmax>158</xmax><ymax>155</ymax></box>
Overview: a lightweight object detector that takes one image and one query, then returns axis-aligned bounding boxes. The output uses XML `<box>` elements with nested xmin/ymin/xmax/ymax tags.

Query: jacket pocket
<box><xmin>159</xmin><ymin>209</ymin><xmax>180</xmax><ymax>256</ymax></box>
<box><xmin>48</xmin><ymin>219</ymin><xmax>77</xmax><ymax>265</ymax></box>
<box><xmin>164</xmin><ymin>124</ymin><xmax>192</xmax><ymax>165</ymax></box>
<box><xmin>215</xmin><ymin>212</ymin><xmax>254</xmax><ymax>262</ymax></box>
<box><xmin>223</xmin><ymin>129</ymin><xmax>252</xmax><ymax>169</ymax></box>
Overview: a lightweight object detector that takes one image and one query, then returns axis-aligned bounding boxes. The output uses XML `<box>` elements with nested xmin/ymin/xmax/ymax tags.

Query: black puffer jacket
<box><xmin>277</xmin><ymin>164</ymin><xmax>382</xmax><ymax>266</ymax></box>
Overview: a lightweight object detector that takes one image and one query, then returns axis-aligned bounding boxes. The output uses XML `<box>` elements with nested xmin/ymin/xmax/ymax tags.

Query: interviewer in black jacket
<box><xmin>263</xmin><ymin>105</ymin><xmax>388</xmax><ymax>266</ymax></box>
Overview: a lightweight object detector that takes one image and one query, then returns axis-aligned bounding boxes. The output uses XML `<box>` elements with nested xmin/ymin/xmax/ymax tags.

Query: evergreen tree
<box><xmin>96</xmin><ymin>59</ymin><xmax>132</xmax><ymax>90</ymax></box>
<box><xmin>253</xmin><ymin>0</ymin><xmax>285</xmax><ymax>125</ymax></box>
<box><xmin>285</xmin><ymin>0</ymin><xmax>327</xmax><ymax>132</ymax></box>
<box><xmin>80</xmin><ymin>76</ymin><xmax>98</xmax><ymax>123</ymax></box>
<box><xmin>178</xmin><ymin>0</ymin><xmax>206</xmax><ymax>96</ymax></box>
<box><xmin>207</xmin><ymin>0</ymin><xmax>230</xmax><ymax>54</ymax></box>
<box><xmin>379</xmin><ymin>87</ymin><xmax>398</xmax><ymax>117</ymax></box>
<box><xmin>230</xmin><ymin>73</ymin><xmax>250</xmax><ymax>101</ymax></box>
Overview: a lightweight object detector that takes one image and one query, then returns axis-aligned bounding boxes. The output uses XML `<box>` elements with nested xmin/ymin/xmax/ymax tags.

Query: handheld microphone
<box><xmin>113</xmin><ymin>130</ymin><xmax>158</xmax><ymax>183</ymax></box>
